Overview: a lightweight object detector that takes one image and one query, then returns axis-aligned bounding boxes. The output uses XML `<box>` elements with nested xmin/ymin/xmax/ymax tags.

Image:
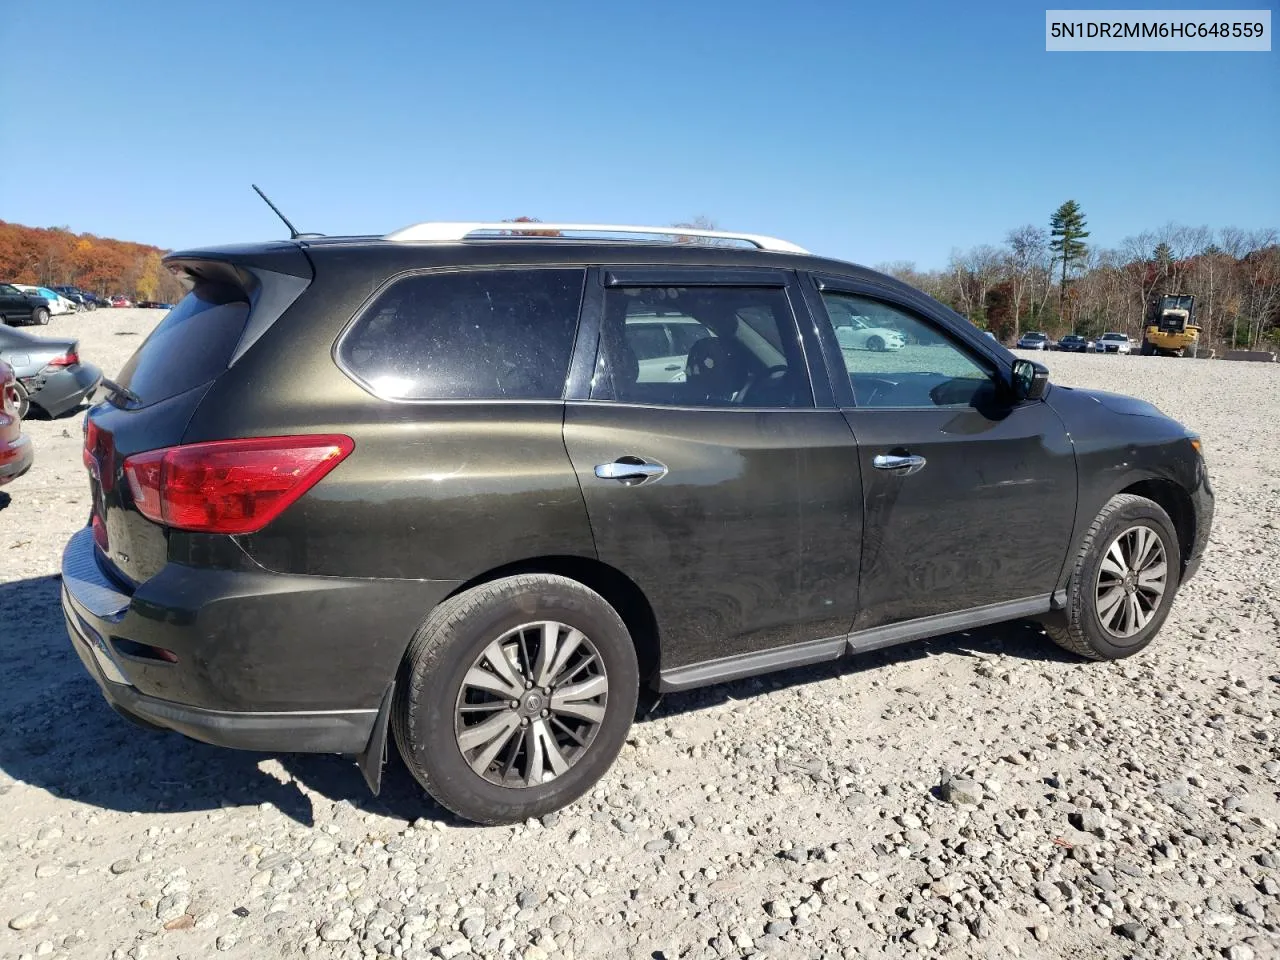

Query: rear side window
<box><xmin>116</xmin><ymin>283</ymin><xmax>250</xmax><ymax>405</ymax></box>
<box><xmin>338</xmin><ymin>269</ymin><xmax>586</xmax><ymax>401</ymax></box>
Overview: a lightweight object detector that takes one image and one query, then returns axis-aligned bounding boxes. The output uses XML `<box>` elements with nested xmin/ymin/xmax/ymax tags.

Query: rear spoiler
<box><xmin>164</xmin><ymin>245</ymin><xmax>314</xmax><ymax>367</ymax></box>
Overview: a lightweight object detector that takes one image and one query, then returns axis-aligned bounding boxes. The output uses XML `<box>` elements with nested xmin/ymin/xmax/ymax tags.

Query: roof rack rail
<box><xmin>383</xmin><ymin>222</ymin><xmax>809</xmax><ymax>254</ymax></box>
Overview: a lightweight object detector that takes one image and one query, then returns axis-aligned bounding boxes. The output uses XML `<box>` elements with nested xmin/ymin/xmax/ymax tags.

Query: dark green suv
<box><xmin>61</xmin><ymin>223</ymin><xmax>1212</xmax><ymax>823</ymax></box>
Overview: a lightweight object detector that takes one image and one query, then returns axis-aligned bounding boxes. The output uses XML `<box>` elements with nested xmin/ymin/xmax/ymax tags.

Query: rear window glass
<box><xmin>338</xmin><ymin>269</ymin><xmax>586</xmax><ymax>401</ymax></box>
<box><xmin>116</xmin><ymin>283</ymin><xmax>250</xmax><ymax>405</ymax></box>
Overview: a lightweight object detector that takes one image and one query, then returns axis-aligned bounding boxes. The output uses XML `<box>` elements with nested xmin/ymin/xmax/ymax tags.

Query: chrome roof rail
<box><xmin>383</xmin><ymin>222</ymin><xmax>809</xmax><ymax>254</ymax></box>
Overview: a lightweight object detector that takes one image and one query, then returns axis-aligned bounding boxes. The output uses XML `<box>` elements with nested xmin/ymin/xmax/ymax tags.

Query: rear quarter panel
<box><xmin>181</xmin><ymin>247</ymin><xmax>596</xmax><ymax>581</ymax></box>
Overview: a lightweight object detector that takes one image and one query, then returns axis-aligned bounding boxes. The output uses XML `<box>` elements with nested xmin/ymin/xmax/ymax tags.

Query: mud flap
<box><xmin>355</xmin><ymin>681</ymin><xmax>395</xmax><ymax>795</ymax></box>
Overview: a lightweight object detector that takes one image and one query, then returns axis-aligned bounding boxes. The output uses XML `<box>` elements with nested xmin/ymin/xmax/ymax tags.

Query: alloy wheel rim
<box><xmin>454</xmin><ymin>621</ymin><xmax>608</xmax><ymax>788</ymax></box>
<box><xmin>1094</xmin><ymin>524</ymin><xmax>1167</xmax><ymax>641</ymax></box>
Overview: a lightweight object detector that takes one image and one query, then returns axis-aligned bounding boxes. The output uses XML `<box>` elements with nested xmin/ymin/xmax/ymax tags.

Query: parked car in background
<box><xmin>827</xmin><ymin>300</ymin><xmax>906</xmax><ymax>351</ymax></box>
<box><xmin>59</xmin><ymin>220</ymin><xmax>1212</xmax><ymax>825</ymax></box>
<box><xmin>0</xmin><ymin>282</ymin><xmax>52</xmax><ymax>326</ymax></box>
<box><xmin>1095</xmin><ymin>332</ymin><xmax>1134</xmax><ymax>354</ymax></box>
<box><xmin>53</xmin><ymin>286</ymin><xmax>99</xmax><ymax>310</ymax></box>
<box><xmin>109</xmin><ymin>295</ymin><xmax>133</xmax><ymax>308</ymax></box>
<box><xmin>0</xmin><ymin>358</ymin><xmax>34</xmax><ymax>486</ymax></box>
<box><xmin>134</xmin><ymin>300</ymin><xmax>174</xmax><ymax>310</ymax></box>
<box><xmin>15</xmin><ymin>285</ymin><xmax>77</xmax><ymax>316</ymax></box>
<box><xmin>1016</xmin><ymin>331</ymin><xmax>1052</xmax><ymax>350</ymax></box>
<box><xmin>0</xmin><ymin>326</ymin><xmax>102</xmax><ymax>418</ymax></box>
<box><xmin>1057</xmin><ymin>334</ymin><xmax>1094</xmax><ymax>353</ymax></box>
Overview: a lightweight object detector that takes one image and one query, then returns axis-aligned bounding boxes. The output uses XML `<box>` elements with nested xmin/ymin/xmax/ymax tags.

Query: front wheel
<box><xmin>32</xmin><ymin>307</ymin><xmax>49</xmax><ymax>326</ymax></box>
<box><xmin>1041</xmin><ymin>493</ymin><xmax>1181</xmax><ymax>660</ymax></box>
<box><xmin>392</xmin><ymin>574</ymin><xmax>639</xmax><ymax>824</ymax></box>
<box><xmin>866</xmin><ymin>336</ymin><xmax>885</xmax><ymax>352</ymax></box>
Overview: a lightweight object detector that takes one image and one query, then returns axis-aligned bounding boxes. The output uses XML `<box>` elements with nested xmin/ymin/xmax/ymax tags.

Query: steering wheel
<box><xmin>736</xmin><ymin>365</ymin><xmax>790</xmax><ymax>404</ymax></box>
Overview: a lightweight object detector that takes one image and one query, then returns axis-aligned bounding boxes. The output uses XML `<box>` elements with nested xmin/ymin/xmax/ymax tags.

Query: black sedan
<box><xmin>0</xmin><ymin>282</ymin><xmax>54</xmax><ymax>326</ymax></box>
<box><xmin>1058</xmin><ymin>334</ymin><xmax>1095</xmax><ymax>353</ymax></box>
<box><xmin>0</xmin><ymin>326</ymin><xmax>102</xmax><ymax>419</ymax></box>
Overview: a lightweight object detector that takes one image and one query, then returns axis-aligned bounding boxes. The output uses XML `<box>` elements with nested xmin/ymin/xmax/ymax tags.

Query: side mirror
<box><xmin>1012</xmin><ymin>359</ymin><xmax>1049</xmax><ymax>401</ymax></box>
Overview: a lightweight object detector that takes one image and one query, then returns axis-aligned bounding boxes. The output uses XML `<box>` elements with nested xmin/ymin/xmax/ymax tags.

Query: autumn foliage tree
<box><xmin>0</xmin><ymin>220</ymin><xmax>185</xmax><ymax>302</ymax></box>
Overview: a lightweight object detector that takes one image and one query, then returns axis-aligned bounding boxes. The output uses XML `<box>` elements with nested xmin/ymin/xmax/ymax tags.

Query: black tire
<box><xmin>1139</xmin><ymin>341</ymin><xmax>1154</xmax><ymax>356</ymax></box>
<box><xmin>866</xmin><ymin>335</ymin><xmax>885</xmax><ymax>352</ymax></box>
<box><xmin>32</xmin><ymin>307</ymin><xmax>49</xmax><ymax>326</ymax></box>
<box><xmin>12</xmin><ymin>381</ymin><xmax>30</xmax><ymax>420</ymax></box>
<box><xmin>392</xmin><ymin>574</ymin><xmax>639</xmax><ymax>824</ymax></box>
<box><xmin>1041</xmin><ymin>493</ymin><xmax>1181</xmax><ymax>660</ymax></box>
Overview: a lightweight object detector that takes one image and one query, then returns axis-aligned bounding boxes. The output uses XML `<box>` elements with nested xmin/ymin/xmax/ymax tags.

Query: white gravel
<box><xmin>1</xmin><ymin>311</ymin><xmax>1278</xmax><ymax>960</ymax></box>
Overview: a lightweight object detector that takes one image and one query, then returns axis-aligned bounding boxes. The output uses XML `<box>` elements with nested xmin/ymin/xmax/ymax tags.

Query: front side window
<box><xmin>593</xmin><ymin>285</ymin><xmax>812</xmax><ymax>408</ymax></box>
<box><xmin>339</xmin><ymin>269</ymin><xmax>586</xmax><ymax>401</ymax></box>
<box><xmin>819</xmin><ymin>291</ymin><xmax>996</xmax><ymax>409</ymax></box>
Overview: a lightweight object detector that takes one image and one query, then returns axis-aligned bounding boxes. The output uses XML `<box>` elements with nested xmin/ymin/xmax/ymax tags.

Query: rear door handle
<box><xmin>595</xmin><ymin>458</ymin><xmax>668</xmax><ymax>484</ymax></box>
<box><xmin>872</xmin><ymin>453</ymin><xmax>927</xmax><ymax>476</ymax></box>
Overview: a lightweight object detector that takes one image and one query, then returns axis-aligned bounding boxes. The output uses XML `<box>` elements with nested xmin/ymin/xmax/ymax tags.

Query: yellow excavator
<box><xmin>1141</xmin><ymin>294</ymin><xmax>1201</xmax><ymax>357</ymax></box>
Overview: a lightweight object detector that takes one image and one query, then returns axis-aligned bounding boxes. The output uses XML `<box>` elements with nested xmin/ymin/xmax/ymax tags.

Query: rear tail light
<box><xmin>46</xmin><ymin>349</ymin><xmax>79</xmax><ymax>368</ymax></box>
<box><xmin>121</xmin><ymin>435</ymin><xmax>354</xmax><ymax>534</ymax></box>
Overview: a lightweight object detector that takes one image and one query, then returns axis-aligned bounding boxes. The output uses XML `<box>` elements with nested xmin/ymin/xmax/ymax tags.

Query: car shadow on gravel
<box><xmin>0</xmin><ymin>573</ymin><xmax>1079</xmax><ymax>829</ymax></box>
<box><xmin>645</xmin><ymin>618</ymin><xmax>1081</xmax><ymax>721</ymax></box>
<box><xmin>0</xmin><ymin>574</ymin><xmax>446</xmax><ymax>828</ymax></box>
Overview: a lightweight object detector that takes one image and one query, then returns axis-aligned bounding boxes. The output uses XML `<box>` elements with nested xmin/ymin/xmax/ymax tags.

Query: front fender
<box><xmin>1045</xmin><ymin>385</ymin><xmax>1208</xmax><ymax>594</ymax></box>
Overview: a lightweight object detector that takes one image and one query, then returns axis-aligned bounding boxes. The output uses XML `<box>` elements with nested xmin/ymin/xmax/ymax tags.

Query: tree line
<box><xmin>881</xmin><ymin>203</ymin><xmax>1279</xmax><ymax>350</ymax></box>
<box><xmin>6</xmin><ymin>212</ymin><xmax>1277</xmax><ymax>350</ymax></box>
<box><xmin>0</xmin><ymin>221</ymin><xmax>187</xmax><ymax>303</ymax></box>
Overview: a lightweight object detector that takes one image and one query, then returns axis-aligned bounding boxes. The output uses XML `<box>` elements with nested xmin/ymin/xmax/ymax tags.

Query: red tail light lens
<box><xmin>122</xmin><ymin>435</ymin><xmax>354</xmax><ymax>534</ymax></box>
<box><xmin>46</xmin><ymin>350</ymin><xmax>79</xmax><ymax>368</ymax></box>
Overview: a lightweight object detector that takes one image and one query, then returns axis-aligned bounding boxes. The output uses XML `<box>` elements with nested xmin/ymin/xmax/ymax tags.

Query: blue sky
<box><xmin>1</xmin><ymin>0</ymin><xmax>1276</xmax><ymax>268</ymax></box>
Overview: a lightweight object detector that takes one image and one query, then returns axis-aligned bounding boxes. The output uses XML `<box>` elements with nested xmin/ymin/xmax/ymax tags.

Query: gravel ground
<box><xmin>1</xmin><ymin>310</ymin><xmax>1278</xmax><ymax>960</ymax></box>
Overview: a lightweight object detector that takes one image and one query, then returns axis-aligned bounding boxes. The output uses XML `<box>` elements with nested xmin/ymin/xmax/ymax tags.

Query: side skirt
<box><xmin>657</xmin><ymin>595</ymin><xmax>1052</xmax><ymax>693</ymax></box>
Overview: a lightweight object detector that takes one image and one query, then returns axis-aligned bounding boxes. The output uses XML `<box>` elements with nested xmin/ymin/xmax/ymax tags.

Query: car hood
<box><xmin>1057</xmin><ymin>386</ymin><xmax>1164</xmax><ymax>418</ymax></box>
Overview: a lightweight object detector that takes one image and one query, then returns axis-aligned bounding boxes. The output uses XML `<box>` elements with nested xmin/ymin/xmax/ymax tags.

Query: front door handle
<box><xmin>595</xmin><ymin>458</ymin><xmax>668</xmax><ymax>484</ymax></box>
<box><xmin>872</xmin><ymin>453</ymin><xmax>927</xmax><ymax>476</ymax></box>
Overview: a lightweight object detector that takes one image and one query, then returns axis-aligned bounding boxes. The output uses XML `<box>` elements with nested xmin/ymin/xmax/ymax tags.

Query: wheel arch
<box><xmin>444</xmin><ymin>556</ymin><xmax>662</xmax><ymax>689</ymax></box>
<box><xmin>1118</xmin><ymin>477</ymin><xmax>1196</xmax><ymax>572</ymax></box>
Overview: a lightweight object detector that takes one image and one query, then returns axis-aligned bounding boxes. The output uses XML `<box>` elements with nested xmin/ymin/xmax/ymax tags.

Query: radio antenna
<box><xmin>251</xmin><ymin>184</ymin><xmax>304</xmax><ymax>239</ymax></box>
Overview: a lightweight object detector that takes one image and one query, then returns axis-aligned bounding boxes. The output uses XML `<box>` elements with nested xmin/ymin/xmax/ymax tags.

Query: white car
<box><xmin>14</xmin><ymin>284</ymin><xmax>77</xmax><ymax>316</ymax></box>
<box><xmin>1095</xmin><ymin>332</ymin><xmax>1133</xmax><ymax>354</ymax></box>
<box><xmin>833</xmin><ymin>314</ymin><xmax>906</xmax><ymax>352</ymax></box>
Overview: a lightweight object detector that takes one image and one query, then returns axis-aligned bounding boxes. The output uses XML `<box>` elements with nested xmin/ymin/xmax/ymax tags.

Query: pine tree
<box><xmin>1049</xmin><ymin>201</ymin><xmax>1090</xmax><ymax>324</ymax></box>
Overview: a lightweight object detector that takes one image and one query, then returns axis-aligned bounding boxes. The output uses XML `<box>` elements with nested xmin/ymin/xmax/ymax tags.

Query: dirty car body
<box><xmin>59</xmin><ymin>225</ymin><xmax>1213</xmax><ymax>822</ymax></box>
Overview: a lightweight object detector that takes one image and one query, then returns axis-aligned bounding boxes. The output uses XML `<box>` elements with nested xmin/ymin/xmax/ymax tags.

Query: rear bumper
<box><xmin>0</xmin><ymin>432</ymin><xmax>33</xmax><ymax>485</ymax></box>
<box><xmin>60</xmin><ymin>526</ymin><xmax>457</xmax><ymax>754</ymax></box>
<box><xmin>64</xmin><ymin>601</ymin><xmax>378</xmax><ymax>753</ymax></box>
<box><xmin>28</xmin><ymin>363</ymin><xmax>101</xmax><ymax>418</ymax></box>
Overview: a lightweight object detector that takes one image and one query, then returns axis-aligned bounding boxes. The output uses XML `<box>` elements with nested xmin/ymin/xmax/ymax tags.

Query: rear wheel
<box><xmin>1041</xmin><ymin>494</ymin><xmax>1180</xmax><ymax>660</ymax></box>
<box><xmin>32</xmin><ymin>307</ymin><xmax>49</xmax><ymax>326</ymax></box>
<box><xmin>1140</xmin><ymin>340</ymin><xmax>1154</xmax><ymax>356</ymax></box>
<box><xmin>392</xmin><ymin>574</ymin><xmax>639</xmax><ymax>824</ymax></box>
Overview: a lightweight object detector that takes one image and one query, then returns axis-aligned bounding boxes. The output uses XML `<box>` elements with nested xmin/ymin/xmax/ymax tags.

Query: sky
<box><xmin>0</xmin><ymin>0</ymin><xmax>1276</xmax><ymax>269</ymax></box>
